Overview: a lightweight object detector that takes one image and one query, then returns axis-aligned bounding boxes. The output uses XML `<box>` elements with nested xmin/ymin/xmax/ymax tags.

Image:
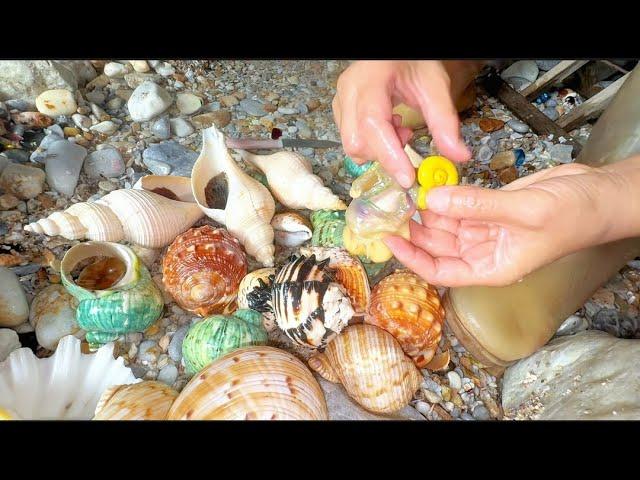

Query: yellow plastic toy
<box><xmin>415</xmin><ymin>155</ymin><xmax>459</xmax><ymax>210</ymax></box>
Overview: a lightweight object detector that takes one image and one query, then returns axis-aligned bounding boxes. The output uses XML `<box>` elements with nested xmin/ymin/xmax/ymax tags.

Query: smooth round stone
<box><xmin>103</xmin><ymin>62</ymin><xmax>129</xmax><ymax>78</ymax></box>
<box><xmin>460</xmin><ymin>413</ymin><xmax>475</xmax><ymax>421</ymax></box>
<box><xmin>44</xmin><ymin>140</ymin><xmax>87</xmax><ymax>196</ymax></box>
<box><xmin>130</xmin><ymin>60</ymin><xmax>150</xmax><ymax>73</ymax></box>
<box><xmin>447</xmin><ymin>371</ymin><xmax>462</xmax><ymax>390</ymax></box>
<box><xmin>176</xmin><ymin>93</ymin><xmax>202</xmax><ymax>115</ymax></box>
<box><xmin>29</xmin><ymin>285</ymin><xmax>82</xmax><ymax>351</ymax></box>
<box><xmin>536</xmin><ymin>60</ymin><xmax>561</xmax><ymax>71</ymax></box>
<box><xmin>0</xmin><ymin>163</ymin><xmax>46</xmax><ymax>200</ymax></box>
<box><xmin>0</xmin><ymin>193</ymin><xmax>19</xmax><ymax>210</ymax></box>
<box><xmin>546</xmin><ymin>99</ymin><xmax>558</xmax><ymax>108</ymax></box>
<box><xmin>169</xmin><ymin>118</ymin><xmax>194</xmax><ymax>137</ymax></box>
<box><xmin>508</xmin><ymin>77</ymin><xmax>532</xmax><ymax>91</ymax></box>
<box><xmin>90</xmin><ymin>120</ymin><xmax>118</xmax><ymax>135</ymax></box>
<box><xmin>138</xmin><ymin>340</ymin><xmax>158</xmax><ymax>364</ymax></box>
<box><xmin>106</xmin><ymin>97</ymin><xmax>123</xmax><ymax>110</ymax></box>
<box><xmin>85</xmin><ymin>89</ymin><xmax>105</xmax><ymax>105</ymax></box>
<box><xmin>151</xmin><ymin>116</ymin><xmax>171</xmax><ymax>139</ymax></box>
<box><xmin>472</xmin><ymin>405</ymin><xmax>491</xmax><ymax>420</ymax></box>
<box><xmin>168</xmin><ymin>324</ymin><xmax>189</xmax><ymax>362</ymax></box>
<box><xmin>127</xmin><ymin>82</ymin><xmax>173</xmax><ymax>122</ymax></box>
<box><xmin>501</xmin><ymin>60</ymin><xmax>539</xmax><ymax>82</ymax></box>
<box><xmin>240</xmin><ymin>99</ymin><xmax>267</xmax><ymax>116</ymax></box>
<box><xmin>144</xmin><ymin>158</ymin><xmax>171</xmax><ymax>175</ymax></box>
<box><xmin>142</xmin><ymin>141</ymin><xmax>198</xmax><ymax>177</ymax></box>
<box><xmin>0</xmin><ymin>329</ymin><xmax>21</xmax><ymax>362</ymax></box>
<box><xmin>84</xmin><ymin>148</ymin><xmax>125</xmax><ymax>178</ymax></box>
<box><xmin>489</xmin><ymin>150</ymin><xmax>516</xmax><ymax>170</ymax></box>
<box><xmin>0</xmin><ymin>267</ymin><xmax>29</xmax><ymax>328</ymax></box>
<box><xmin>9</xmin><ymin>263</ymin><xmax>42</xmax><ymax>276</ymax></box>
<box><xmin>5</xmin><ymin>99</ymin><xmax>32</xmax><ymax>111</ymax></box>
<box><xmin>477</xmin><ymin>145</ymin><xmax>494</xmax><ymax>163</ymax></box>
<box><xmin>543</xmin><ymin>107</ymin><xmax>559</xmax><ymax>121</ymax></box>
<box><xmin>507</xmin><ymin>119</ymin><xmax>529</xmax><ymax>133</ymax></box>
<box><xmin>35</xmin><ymin>89</ymin><xmax>77</xmax><ymax>117</ymax></box>
<box><xmin>277</xmin><ymin>107</ymin><xmax>298</xmax><ymax>115</ymax></box>
<box><xmin>157</xmin><ymin>363</ymin><xmax>178</xmax><ymax>386</ymax></box>
<box><xmin>72</xmin><ymin>113</ymin><xmax>91</xmax><ymax>129</ymax></box>
<box><xmin>555</xmin><ymin>314</ymin><xmax>589</xmax><ymax>337</ymax></box>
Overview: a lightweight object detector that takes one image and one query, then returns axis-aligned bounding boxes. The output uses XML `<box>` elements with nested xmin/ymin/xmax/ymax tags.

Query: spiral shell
<box><xmin>271</xmin><ymin>212</ymin><xmax>312</xmax><ymax>247</ymax></box>
<box><xmin>310</xmin><ymin>210</ymin><xmax>345</xmax><ymax>248</ymax></box>
<box><xmin>162</xmin><ymin>226</ymin><xmax>248</xmax><ymax>316</ymax></box>
<box><xmin>93</xmin><ymin>381</ymin><xmax>178</xmax><ymax>420</ymax></box>
<box><xmin>308</xmin><ymin>324</ymin><xmax>421</xmax><ymax>414</ymax></box>
<box><xmin>167</xmin><ymin>346</ymin><xmax>328</xmax><ymax>420</ymax></box>
<box><xmin>237</xmin><ymin>268</ymin><xmax>276</xmax><ymax>332</ymax></box>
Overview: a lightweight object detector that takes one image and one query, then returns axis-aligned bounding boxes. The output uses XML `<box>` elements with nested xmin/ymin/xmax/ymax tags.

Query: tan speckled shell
<box><xmin>237</xmin><ymin>268</ymin><xmax>275</xmax><ymax>310</ymax></box>
<box><xmin>93</xmin><ymin>381</ymin><xmax>178</xmax><ymax>420</ymax></box>
<box><xmin>308</xmin><ymin>324</ymin><xmax>421</xmax><ymax>414</ymax></box>
<box><xmin>162</xmin><ymin>226</ymin><xmax>248</xmax><ymax>316</ymax></box>
<box><xmin>366</xmin><ymin>270</ymin><xmax>444</xmax><ymax>368</ymax></box>
<box><xmin>167</xmin><ymin>346</ymin><xmax>328</xmax><ymax>420</ymax></box>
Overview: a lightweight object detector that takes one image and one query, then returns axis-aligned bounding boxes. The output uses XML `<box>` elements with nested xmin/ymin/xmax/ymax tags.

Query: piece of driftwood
<box><xmin>522</xmin><ymin>60</ymin><xmax>589</xmax><ymax>99</ymax></box>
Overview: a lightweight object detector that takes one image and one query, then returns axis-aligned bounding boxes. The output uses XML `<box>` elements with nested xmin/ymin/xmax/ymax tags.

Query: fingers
<box><xmin>409</xmin><ymin>221</ymin><xmax>459</xmax><ymax>257</ymax></box>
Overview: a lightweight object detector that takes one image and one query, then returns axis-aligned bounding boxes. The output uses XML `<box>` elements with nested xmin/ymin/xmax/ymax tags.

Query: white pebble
<box><xmin>129</xmin><ymin>60</ymin><xmax>150</xmax><ymax>73</ymax></box>
<box><xmin>176</xmin><ymin>93</ymin><xmax>202</xmax><ymax>115</ymax></box>
<box><xmin>170</xmin><ymin>118</ymin><xmax>194</xmax><ymax>137</ymax></box>
<box><xmin>90</xmin><ymin>120</ymin><xmax>118</xmax><ymax>135</ymax></box>
<box><xmin>127</xmin><ymin>82</ymin><xmax>173</xmax><ymax>122</ymax></box>
<box><xmin>104</xmin><ymin>62</ymin><xmax>129</xmax><ymax>78</ymax></box>
<box><xmin>447</xmin><ymin>371</ymin><xmax>462</xmax><ymax>390</ymax></box>
<box><xmin>36</xmin><ymin>89</ymin><xmax>77</xmax><ymax>117</ymax></box>
<box><xmin>0</xmin><ymin>329</ymin><xmax>21</xmax><ymax>362</ymax></box>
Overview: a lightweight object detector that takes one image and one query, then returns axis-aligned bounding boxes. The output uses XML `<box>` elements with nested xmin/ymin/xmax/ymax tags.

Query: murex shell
<box><xmin>366</xmin><ymin>270</ymin><xmax>444</xmax><ymax>368</ymax></box>
<box><xmin>61</xmin><ymin>242</ymin><xmax>164</xmax><ymax>349</ymax></box>
<box><xmin>182</xmin><ymin>309</ymin><xmax>268</xmax><ymax>375</ymax></box>
<box><xmin>93</xmin><ymin>381</ymin><xmax>178</xmax><ymax>420</ymax></box>
<box><xmin>162</xmin><ymin>226</ymin><xmax>248</xmax><ymax>316</ymax></box>
<box><xmin>308</xmin><ymin>323</ymin><xmax>421</xmax><ymax>414</ymax></box>
<box><xmin>271</xmin><ymin>254</ymin><xmax>354</xmax><ymax>350</ymax></box>
<box><xmin>167</xmin><ymin>346</ymin><xmax>328</xmax><ymax>420</ymax></box>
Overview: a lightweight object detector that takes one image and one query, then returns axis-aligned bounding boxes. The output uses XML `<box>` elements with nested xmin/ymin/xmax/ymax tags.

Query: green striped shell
<box><xmin>182</xmin><ymin>309</ymin><xmax>268</xmax><ymax>375</ymax></box>
<box><xmin>344</xmin><ymin>156</ymin><xmax>373</xmax><ymax>178</ymax></box>
<box><xmin>310</xmin><ymin>210</ymin><xmax>345</xmax><ymax>248</ymax></box>
<box><xmin>61</xmin><ymin>242</ymin><xmax>164</xmax><ymax>350</ymax></box>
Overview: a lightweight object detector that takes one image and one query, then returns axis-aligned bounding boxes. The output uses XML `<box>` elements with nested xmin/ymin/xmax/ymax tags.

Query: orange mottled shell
<box><xmin>366</xmin><ymin>270</ymin><xmax>444</xmax><ymax>368</ymax></box>
<box><xmin>162</xmin><ymin>226</ymin><xmax>248</xmax><ymax>316</ymax></box>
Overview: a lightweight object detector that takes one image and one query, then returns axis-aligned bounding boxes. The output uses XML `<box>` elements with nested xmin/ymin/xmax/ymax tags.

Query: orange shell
<box><xmin>366</xmin><ymin>270</ymin><xmax>444</xmax><ymax>368</ymax></box>
<box><xmin>162</xmin><ymin>226</ymin><xmax>248</xmax><ymax>316</ymax></box>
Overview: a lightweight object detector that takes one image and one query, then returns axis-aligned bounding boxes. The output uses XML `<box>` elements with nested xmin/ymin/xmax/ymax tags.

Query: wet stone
<box><xmin>142</xmin><ymin>141</ymin><xmax>198</xmax><ymax>177</ymax></box>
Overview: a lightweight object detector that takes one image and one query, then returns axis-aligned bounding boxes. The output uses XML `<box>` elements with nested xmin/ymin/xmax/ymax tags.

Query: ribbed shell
<box><xmin>308</xmin><ymin>324</ymin><xmax>421</xmax><ymax>414</ymax></box>
<box><xmin>162</xmin><ymin>226</ymin><xmax>248</xmax><ymax>316</ymax></box>
<box><xmin>366</xmin><ymin>270</ymin><xmax>444</xmax><ymax>368</ymax></box>
<box><xmin>93</xmin><ymin>381</ymin><xmax>178</xmax><ymax>420</ymax></box>
<box><xmin>237</xmin><ymin>268</ymin><xmax>275</xmax><ymax>312</ymax></box>
<box><xmin>271</xmin><ymin>255</ymin><xmax>354</xmax><ymax>350</ymax></box>
<box><xmin>167</xmin><ymin>346</ymin><xmax>328</xmax><ymax>420</ymax></box>
<box><xmin>310</xmin><ymin>210</ymin><xmax>345</xmax><ymax>248</ymax></box>
<box><xmin>271</xmin><ymin>212</ymin><xmax>312</xmax><ymax>247</ymax></box>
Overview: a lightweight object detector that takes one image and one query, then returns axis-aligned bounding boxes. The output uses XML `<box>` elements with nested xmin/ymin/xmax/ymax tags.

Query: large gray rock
<box><xmin>0</xmin><ymin>61</ymin><xmax>79</xmax><ymax>106</ymax></box>
<box><xmin>502</xmin><ymin>330</ymin><xmax>640</xmax><ymax>420</ymax></box>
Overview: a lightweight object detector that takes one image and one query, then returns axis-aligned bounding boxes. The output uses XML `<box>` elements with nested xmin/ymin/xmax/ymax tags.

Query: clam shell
<box><xmin>366</xmin><ymin>270</ymin><xmax>444</xmax><ymax>367</ymax></box>
<box><xmin>167</xmin><ymin>346</ymin><xmax>328</xmax><ymax>420</ymax></box>
<box><xmin>308</xmin><ymin>324</ymin><xmax>421</xmax><ymax>414</ymax></box>
<box><xmin>162</xmin><ymin>226</ymin><xmax>248</xmax><ymax>316</ymax></box>
<box><xmin>271</xmin><ymin>212</ymin><xmax>312</xmax><ymax>247</ymax></box>
<box><xmin>93</xmin><ymin>381</ymin><xmax>178</xmax><ymax>420</ymax></box>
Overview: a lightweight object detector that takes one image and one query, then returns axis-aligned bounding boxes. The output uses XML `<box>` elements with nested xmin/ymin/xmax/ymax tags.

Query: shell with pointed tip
<box><xmin>238</xmin><ymin>150</ymin><xmax>346</xmax><ymax>211</ymax></box>
<box><xmin>24</xmin><ymin>181</ymin><xmax>203</xmax><ymax>249</ymax></box>
<box><xmin>182</xmin><ymin>309</ymin><xmax>268</xmax><ymax>375</ymax></box>
<box><xmin>308</xmin><ymin>324</ymin><xmax>420</xmax><ymax>414</ymax></box>
<box><xmin>162</xmin><ymin>226</ymin><xmax>248</xmax><ymax>316</ymax></box>
<box><xmin>167</xmin><ymin>346</ymin><xmax>328</xmax><ymax>420</ymax></box>
<box><xmin>93</xmin><ymin>381</ymin><xmax>178</xmax><ymax>420</ymax></box>
<box><xmin>271</xmin><ymin>254</ymin><xmax>354</xmax><ymax>350</ymax></box>
<box><xmin>366</xmin><ymin>270</ymin><xmax>444</xmax><ymax>368</ymax></box>
<box><xmin>299</xmin><ymin>246</ymin><xmax>370</xmax><ymax>319</ymax></box>
<box><xmin>191</xmin><ymin>126</ymin><xmax>275</xmax><ymax>267</ymax></box>
<box><xmin>271</xmin><ymin>212</ymin><xmax>312</xmax><ymax>247</ymax></box>
<box><xmin>0</xmin><ymin>335</ymin><xmax>139</xmax><ymax>420</ymax></box>
<box><xmin>61</xmin><ymin>242</ymin><xmax>164</xmax><ymax>349</ymax></box>
<box><xmin>310</xmin><ymin>210</ymin><xmax>345</xmax><ymax>248</ymax></box>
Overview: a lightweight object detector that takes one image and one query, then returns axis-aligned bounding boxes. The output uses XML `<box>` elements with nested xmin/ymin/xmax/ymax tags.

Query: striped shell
<box><xmin>237</xmin><ymin>268</ymin><xmax>276</xmax><ymax>332</ymax></box>
<box><xmin>310</xmin><ymin>210</ymin><xmax>345</xmax><ymax>248</ymax></box>
<box><xmin>93</xmin><ymin>381</ymin><xmax>178</xmax><ymax>420</ymax></box>
<box><xmin>271</xmin><ymin>255</ymin><xmax>354</xmax><ymax>350</ymax></box>
<box><xmin>308</xmin><ymin>323</ymin><xmax>421</xmax><ymax>414</ymax></box>
<box><xmin>366</xmin><ymin>270</ymin><xmax>444</xmax><ymax>368</ymax></box>
<box><xmin>162</xmin><ymin>226</ymin><xmax>248</xmax><ymax>316</ymax></box>
<box><xmin>167</xmin><ymin>346</ymin><xmax>328</xmax><ymax>420</ymax></box>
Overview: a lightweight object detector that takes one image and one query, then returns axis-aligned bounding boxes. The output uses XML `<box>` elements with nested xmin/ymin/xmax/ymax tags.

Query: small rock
<box><xmin>72</xmin><ymin>113</ymin><xmax>91</xmax><ymax>129</ymax></box>
<box><xmin>555</xmin><ymin>314</ymin><xmax>589</xmax><ymax>337</ymax></box>
<box><xmin>84</xmin><ymin>89</ymin><xmax>105</xmax><ymax>105</ymax></box>
<box><xmin>2</xmin><ymin>150</ymin><xmax>29</xmax><ymax>164</ymax></box>
<box><xmin>489</xmin><ymin>150</ymin><xmax>516</xmax><ymax>170</ymax></box>
<box><xmin>543</xmin><ymin>107</ymin><xmax>559</xmax><ymax>121</ymax></box>
<box><xmin>127</xmin><ymin>81</ymin><xmax>173</xmax><ymax>122</ymax></box>
<box><xmin>240</xmin><ymin>99</ymin><xmax>267</xmax><ymax>117</ymax></box>
<box><xmin>477</xmin><ymin>145</ymin><xmax>494</xmax><ymax>163</ymax></box>
<box><xmin>549</xmin><ymin>143</ymin><xmax>573</xmax><ymax>164</ymax></box>
<box><xmin>90</xmin><ymin>120</ymin><xmax>118</xmax><ymax>135</ymax></box>
<box><xmin>157</xmin><ymin>363</ymin><xmax>178</xmax><ymax>386</ymax></box>
<box><xmin>507</xmin><ymin>119</ymin><xmax>529</xmax><ymax>133</ymax></box>
<box><xmin>154</xmin><ymin>62</ymin><xmax>175</xmax><ymax>76</ymax></box>
<box><xmin>307</xmin><ymin>98</ymin><xmax>321</xmax><ymax>111</ymax></box>
<box><xmin>501</xmin><ymin>60</ymin><xmax>539</xmax><ymax>82</ymax></box>
<box><xmin>115</xmin><ymin>88</ymin><xmax>133</xmax><ymax>101</ymax></box>
<box><xmin>5</xmin><ymin>99</ymin><xmax>33</xmax><ymax>112</ymax></box>
<box><xmin>138</xmin><ymin>340</ymin><xmax>158</xmax><ymax>364</ymax></box>
<box><xmin>29</xmin><ymin>284</ymin><xmax>82</xmax><ymax>351</ymax></box>
<box><xmin>151</xmin><ymin>116</ymin><xmax>171</xmax><ymax>139</ymax></box>
<box><xmin>508</xmin><ymin>77</ymin><xmax>531</xmax><ymax>91</ymax></box>
<box><xmin>0</xmin><ymin>329</ymin><xmax>21</xmax><ymax>362</ymax></box>
<box><xmin>0</xmin><ymin>267</ymin><xmax>30</xmax><ymax>328</ymax></box>
<box><xmin>130</xmin><ymin>60</ymin><xmax>150</xmax><ymax>73</ymax></box>
<box><xmin>0</xmin><ymin>193</ymin><xmax>19</xmax><ymax>210</ymax></box>
<box><xmin>170</xmin><ymin>118</ymin><xmax>194</xmax><ymax>137</ymax></box>
<box><xmin>168</xmin><ymin>324</ymin><xmax>189</xmax><ymax>362</ymax></box>
<box><xmin>10</xmin><ymin>264</ymin><xmax>42</xmax><ymax>276</ymax></box>
<box><xmin>98</xmin><ymin>180</ymin><xmax>117</xmax><ymax>192</ymax></box>
<box><xmin>103</xmin><ymin>62</ymin><xmax>129</xmax><ymax>78</ymax></box>
<box><xmin>35</xmin><ymin>89</ymin><xmax>77</xmax><ymax>117</ymax></box>
<box><xmin>90</xmin><ymin>103</ymin><xmax>109</xmax><ymax>121</ymax></box>
<box><xmin>106</xmin><ymin>97</ymin><xmax>123</xmax><ymax>110</ymax></box>
<box><xmin>447</xmin><ymin>371</ymin><xmax>462</xmax><ymax>390</ymax></box>
<box><xmin>84</xmin><ymin>148</ymin><xmax>125</xmax><ymax>178</ymax></box>
<box><xmin>220</xmin><ymin>95</ymin><xmax>239</xmax><ymax>107</ymax></box>
<box><xmin>479</xmin><ymin>118</ymin><xmax>504</xmax><ymax>132</ymax></box>
<box><xmin>64</xmin><ymin>127</ymin><xmax>80</xmax><ymax>137</ymax></box>
<box><xmin>142</xmin><ymin>141</ymin><xmax>198</xmax><ymax>177</ymax></box>
<box><xmin>44</xmin><ymin>140</ymin><xmax>87</xmax><ymax>196</ymax></box>
<box><xmin>11</xmin><ymin>111</ymin><xmax>54</xmax><ymax>129</ymax></box>
<box><xmin>472</xmin><ymin>405</ymin><xmax>491</xmax><ymax>420</ymax></box>
<box><xmin>0</xmin><ymin>163</ymin><xmax>46</xmax><ymax>200</ymax></box>
<box><xmin>201</xmin><ymin>102</ymin><xmax>221</xmax><ymax>112</ymax></box>
<box><xmin>277</xmin><ymin>107</ymin><xmax>297</xmax><ymax>115</ymax></box>
<box><xmin>191</xmin><ymin>111</ymin><xmax>231</xmax><ymax>129</ymax></box>
<box><xmin>546</xmin><ymin>99</ymin><xmax>558</xmax><ymax>108</ymax></box>
<box><xmin>176</xmin><ymin>93</ymin><xmax>202</xmax><ymax>115</ymax></box>
<box><xmin>498</xmin><ymin>166</ymin><xmax>518</xmax><ymax>184</ymax></box>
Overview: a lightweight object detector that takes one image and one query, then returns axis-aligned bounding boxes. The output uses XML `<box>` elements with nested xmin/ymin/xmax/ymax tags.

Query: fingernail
<box><xmin>427</xmin><ymin>189</ymin><xmax>450</xmax><ymax>212</ymax></box>
<box><xmin>397</xmin><ymin>172</ymin><xmax>413</xmax><ymax>189</ymax></box>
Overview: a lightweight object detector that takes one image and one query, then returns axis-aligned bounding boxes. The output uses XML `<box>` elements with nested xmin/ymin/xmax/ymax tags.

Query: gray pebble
<box><xmin>0</xmin><ymin>223</ymin><xmax>8</xmax><ymax>236</ymax></box>
<box><xmin>451</xmin><ymin>407</ymin><xmax>461</xmax><ymax>418</ymax></box>
<box><xmin>295</xmin><ymin>102</ymin><xmax>309</xmax><ymax>114</ymax></box>
<box><xmin>543</xmin><ymin>107</ymin><xmax>559</xmax><ymax>121</ymax></box>
<box><xmin>168</xmin><ymin>324</ymin><xmax>189</xmax><ymax>362</ymax></box>
<box><xmin>169</xmin><ymin>118</ymin><xmax>194</xmax><ymax>137</ymax></box>
<box><xmin>277</xmin><ymin>107</ymin><xmax>298</xmax><ymax>115</ymax></box>
<box><xmin>157</xmin><ymin>364</ymin><xmax>178</xmax><ymax>386</ymax></box>
<box><xmin>151</xmin><ymin>117</ymin><xmax>171</xmax><ymax>140</ymax></box>
<box><xmin>142</xmin><ymin>141</ymin><xmax>198</xmax><ymax>177</ymax></box>
<box><xmin>45</xmin><ymin>140</ymin><xmax>87</xmax><ymax>197</ymax></box>
<box><xmin>549</xmin><ymin>143</ymin><xmax>573</xmax><ymax>163</ymax></box>
<box><xmin>477</xmin><ymin>145</ymin><xmax>494</xmax><ymax>163</ymax></box>
<box><xmin>201</xmin><ymin>102</ymin><xmax>221</xmax><ymax>112</ymax></box>
<box><xmin>460</xmin><ymin>412</ymin><xmax>475</xmax><ymax>421</ymax></box>
<box><xmin>130</xmin><ymin>364</ymin><xmax>147</xmax><ymax>378</ymax></box>
<box><xmin>5</xmin><ymin>99</ymin><xmax>32</xmax><ymax>111</ymax></box>
<box><xmin>299</xmin><ymin>148</ymin><xmax>314</xmax><ymax>157</ymax></box>
<box><xmin>84</xmin><ymin>148</ymin><xmax>125</xmax><ymax>178</ymax></box>
<box><xmin>138</xmin><ymin>340</ymin><xmax>158</xmax><ymax>364</ymax></box>
<box><xmin>240</xmin><ymin>99</ymin><xmax>267</xmax><ymax>117</ymax></box>
<box><xmin>546</xmin><ymin>99</ymin><xmax>558</xmax><ymax>108</ymax></box>
<box><xmin>144</xmin><ymin>158</ymin><xmax>172</xmax><ymax>175</ymax></box>
<box><xmin>3</xmin><ymin>149</ymin><xmax>30</xmax><ymax>164</ymax></box>
<box><xmin>472</xmin><ymin>405</ymin><xmax>491</xmax><ymax>420</ymax></box>
<box><xmin>295</xmin><ymin>119</ymin><xmax>312</xmax><ymax>138</ymax></box>
<box><xmin>507</xmin><ymin>119</ymin><xmax>529</xmax><ymax>133</ymax></box>
<box><xmin>85</xmin><ymin>90</ymin><xmax>105</xmax><ymax>105</ymax></box>
<box><xmin>415</xmin><ymin>401</ymin><xmax>431</xmax><ymax>416</ymax></box>
<box><xmin>9</xmin><ymin>264</ymin><xmax>42</xmax><ymax>276</ymax></box>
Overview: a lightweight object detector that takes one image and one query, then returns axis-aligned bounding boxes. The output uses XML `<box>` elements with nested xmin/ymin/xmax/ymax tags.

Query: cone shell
<box><xmin>310</xmin><ymin>210</ymin><xmax>345</xmax><ymax>248</ymax></box>
<box><xmin>271</xmin><ymin>212</ymin><xmax>312</xmax><ymax>247</ymax></box>
<box><xmin>308</xmin><ymin>324</ymin><xmax>421</xmax><ymax>414</ymax></box>
<box><xmin>162</xmin><ymin>226</ymin><xmax>248</xmax><ymax>316</ymax></box>
<box><xmin>167</xmin><ymin>346</ymin><xmax>328</xmax><ymax>420</ymax></box>
<box><xmin>93</xmin><ymin>381</ymin><xmax>178</xmax><ymax>420</ymax></box>
<box><xmin>366</xmin><ymin>270</ymin><xmax>444</xmax><ymax>368</ymax></box>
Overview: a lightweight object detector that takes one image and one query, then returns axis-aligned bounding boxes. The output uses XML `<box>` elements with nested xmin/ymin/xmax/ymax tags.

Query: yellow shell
<box><xmin>308</xmin><ymin>323</ymin><xmax>421</xmax><ymax>414</ymax></box>
<box><xmin>93</xmin><ymin>381</ymin><xmax>178</xmax><ymax>420</ymax></box>
<box><xmin>343</xmin><ymin>222</ymin><xmax>410</xmax><ymax>264</ymax></box>
<box><xmin>167</xmin><ymin>346</ymin><xmax>328</xmax><ymax>420</ymax></box>
<box><xmin>366</xmin><ymin>270</ymin><xmax>444</xmax><ymax>368</ymax></box>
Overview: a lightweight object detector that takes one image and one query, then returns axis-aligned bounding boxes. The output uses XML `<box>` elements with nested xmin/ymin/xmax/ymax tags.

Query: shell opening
<box><xmin>150</xmin><ymin>187</ymin><xmax>179</xmax><ymax>201</ymax></box>
<box><xmin>75</xmin><ymin>256</ymin><xmax>127</xmax><ymax>290</ymax></box>
<box><xmin>61</xmin><ymin>242</ymin><xmax>136</xmax><ymax>291</ymax></box>
<box><xmin>204</xmin><ymin>173</ymin><xmax>229</xmax><ymax>210</ymax></box>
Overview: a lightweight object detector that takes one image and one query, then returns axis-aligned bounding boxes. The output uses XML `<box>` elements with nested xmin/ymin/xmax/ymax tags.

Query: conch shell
<box><xmin>191</xmin><ymin>126</ymin><xmax>276</xmax><ymax>267</ymax></box>
<box><xmin>238</xmin><ymin>150</ymin><xmax>346</xmax><ymax>211</ymax></box>
<box><xmin>308</xmin><ymin>323</ymin><xmax>421</xmax><ymax>414</ymax></box>
<box><xmin>167</xmin><ymin>346</ymin><xmax>328</xmax><ymax>420</ymax></box>
<box><xmin>162</xmin><ymin>226</ymin><xmax>247</xmax><ymax>316</ymax></box>
<box><xmin>24</xmin><ymin>176</ymin><xmax>203</xmax><ymax>249</ymax></box>
<box><xmin>237</xmin><ymin>268</ymin><xmax>276</xmax><ymax>332</ymax></box>
<box><xmin>271</xmin><ymin>212</ymin><xmax>312</xmax><ymax>247</ymax></box>
<box><xmin>366</xmin><ymin>270</ymin><xmax>444</xmax><ymax>368</ymax></box>
<box><xmin>93</xmin><ymin>381</ymin><xmax>178</xmax><ymax>420</ymax></box>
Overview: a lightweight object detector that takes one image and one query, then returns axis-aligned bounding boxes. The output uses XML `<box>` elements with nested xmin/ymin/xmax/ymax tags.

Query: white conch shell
<box><xmin>24</xmin><ymin>180</ymin><xmax>204</xmax><ymax>249</ymax></box>
<box><xmin>238</xmin><ymin>150</ymin><xmax>347</xmax><ymax>211</ymax></box>
<box><xmin>191</xmin><ymin>126</ymin><xmax>276</xmax><ymax>267</ymax></box>
<box><xmin>0</xmin><ymin>335</ymin><xmax>139</xmax><ymax>420</ymax></box>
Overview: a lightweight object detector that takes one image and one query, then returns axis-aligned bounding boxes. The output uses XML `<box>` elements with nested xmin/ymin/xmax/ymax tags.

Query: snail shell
<box><xmin>93</xmin><ymin>381</ymin><xmax>178</xmax><ymax>420</ymax></box>
<box><xmin>310</xmin><ymin>210</ymin><xmax>345</xmax><ymax>248</ymax></box>
<box><xmin>162</xmin><ymin>226</ymin><xmax>248</xmax><ymax>316</ymax></box>
<box><xmin>308</xmin><ymin>323</ymin><xmax>421</xmax><ymax>414</ymax></box>
<box><xmin>271</xmin><ymin>212</ymin><xmax>312</xmax><ymax>247</ymax></box>
<box><xmin>167</xmin><ymin>346</ymin><xmax>328</xmax><ymax>420</ymax></box>
<box><xmin>366</xmin><ymin>270</ymin><xmax>444</xmax><ymax>368</ymax></box>
<box><xmin>237</xmin><ymin>268</ymin><xmax>276</xmax><ymax>332</ymax></box>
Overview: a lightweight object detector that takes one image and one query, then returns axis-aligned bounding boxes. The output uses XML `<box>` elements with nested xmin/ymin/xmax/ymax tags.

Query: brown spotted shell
<box><xmin>366</xmin><ymin>270</ymin><xmax>444</xmax><ymax>368</ymax></box>
<box><xmin>167</xmin><ymin>346</ymin><xmax>328</xmax><ymax>420</ymax></box>
<box><xmin>162</xmin><ymin>226</ymin><xmax>248</xmax><ymax>316</ymax></box>
<box><xmin>93</xmin><ymin>381</ymin><xmax>178</xmax><ymax>420</ymax></box>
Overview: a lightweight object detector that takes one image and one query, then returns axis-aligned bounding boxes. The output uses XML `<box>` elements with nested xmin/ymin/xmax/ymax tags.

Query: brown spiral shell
<box><xmin>162</xmin><ymin>226</ymin><xmax>248</xmax><ymax>316</ymax></box>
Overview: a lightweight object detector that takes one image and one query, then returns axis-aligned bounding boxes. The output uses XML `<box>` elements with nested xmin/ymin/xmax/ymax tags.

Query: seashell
<box><xmin>0</xmin><ymin>267</ymin><xmax>29</xmax><ymax>328</ymax></box>
<box><xmin>366</xmin><ymin>270</ymin><xmax>444</xmax><ymax>368</ymax></box>
<box><xmin>24</xmin><ymin>178</ymin><xmax>203</xmax><ymax>249</ymax></box>
<box><xmin>271</xmin><ymin>212</ymin><xmax>312</xmax><ymax>247</ymax></box>
<box><xmin>29</xmin><ymin>284</ymin><xmax>84</xmax><ymax>351</ymax></box>
<box><xmin>61</xmin><ymin>242</ymin><xmax>164</xmax><ymax>349</ymax></box>
<box><xmin>182</xmin><ymin>309</ymin><xmax>268</xmax><ymax>375</ymax></box>
<box><xmin>238</xmin><ymin>149</ymin><xmax>346</xmax><ymax>211</ymax></box>
<box><xmin>299</xmin><ymin>246</ymin><xmax>370</xmax><ymax>319</ymax></box>
<box><xmin>0</xmin><ymin>335</ymin><xmax>138</xmax><ymax>419</ymax></box>
<box><xmin>191</xmin><ymin>126</ymin><xmax>276</xmax><ymax>266</ymax></box>
<box><xmin>93</xmin><ymin>381</ymin><xmax>178</xmax><ymax>420</ymax></box>
<box><xmin>343</xmin><ymin>156</ymin><xmax>373</xmax><ymax>178</ymax></box>
<box><xmin>271</xmin><ymin>254</ymin><xmax>353</xmax><ymax>350</ymax></box>
<box><xmin>133</xmin><ymin>174</ymin><xmax>196</xmax><ymax>203</ymax></box>
<box><xmin>237</xmin><ymin>268</ymin><xmax>277</xmax><ymax>332</ymax></box>
<box><xmin>162</xmin><ymin>226</ymin><xmax>248</xmax><ymax>316</ymax></box>
<box><xmin>310</xmin><ymin>209</ymin><xmax>345</xmax><ymax>248</ymax></box>
<box><xmin>167</xmin><ymin>346</ymin><xmax>328</xmax><ymax>420</ymax></box>
<box><xmin>308</xmin><ymin>323</ymin><xmax>421</xmax><ymax>414</ymax></box>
